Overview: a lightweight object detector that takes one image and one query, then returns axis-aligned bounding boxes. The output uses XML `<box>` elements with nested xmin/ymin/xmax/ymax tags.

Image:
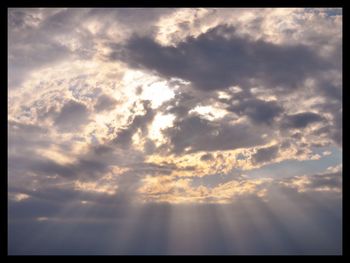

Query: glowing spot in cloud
<box><xmin>74</xmin><ymin>181</ymin><xmax>117</xmax><ymax>195</ymax></box>
<box><xmin>189</xmin><ymin>105</ymin><xmax>227</xmax><ymax>121</ymax></box>
<box><xmin>323</xmin><ymin>150</ymin><xmax>332</xmax><ymax>156</ymax></box>
<box><xmin>327</xmin><ymin>164</ymin><xmax>342</xmax><ymax>173</ymax></box>
<box><xmin>37</xmin><ymin>217</ymin><xmax>49</xmax><ymax>222</ymax></box>
<box><xmin>310</xmin><ymin>154</ymin><xmax>322</xmax><ymax>160</ymax></box>
<box><xmin>141</xmin><ymin>81</ymin><xmax>176</xmax><ymax>108</ymax></box>
<box><xmin>149</xmin><ymin>113</ymin><xmax>176</xmax><ymax>145</ymax></box>
<box><xmin>84</xmin><ymin>19</ymin><xmax>103</xmax><ymax>35</ymax></box>
<box><xmin>10</xmin><ymin>193</ymin><xmax>30</xmax><ymax>202</ymax></box>
<box><xmin>217</xmin><ymin>91</ymin><xmax>231</xmax><ymax>100</ymax></box>
<box><xmin>229</xmin><ymin>86</ymin><xmax>243</xmax><ymax>93</ymax></box>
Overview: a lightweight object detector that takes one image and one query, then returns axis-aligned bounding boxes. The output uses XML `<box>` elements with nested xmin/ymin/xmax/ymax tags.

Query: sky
<box><xmin>8</xmin><ymin>8</ymin><xmax>342</xmax><ymax>255</ymax></box>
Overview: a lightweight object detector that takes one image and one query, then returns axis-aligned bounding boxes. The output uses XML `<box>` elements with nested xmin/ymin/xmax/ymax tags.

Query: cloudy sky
<box><xmin>8</xmin><ymin>8</ymin><xmax>342</xmax><ymax>255</ymax></box>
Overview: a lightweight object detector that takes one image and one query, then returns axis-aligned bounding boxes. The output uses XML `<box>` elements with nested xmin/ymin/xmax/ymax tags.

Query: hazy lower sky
<box><xmin>8</xmin><ymin>8</ymin><xmax>342</xmax><ymax>255</ymax></box>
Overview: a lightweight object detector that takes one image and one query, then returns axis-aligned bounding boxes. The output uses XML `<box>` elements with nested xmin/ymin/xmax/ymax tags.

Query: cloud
<box><xmin>87</xmin><ymin>8</ymin><xmax>174</xmax><ymax>34</ymax></box>
<box><xmin>227</xmin><ymin>97</ymin><xmax>283</xmax><ymax>125</ymax></box>
<box><xmin>8</xmin><ymin>120</ymin><xmax>48</xmax><ymax>137</ymax></box>
<box><xmin>94</xmin><ymin>94</ymin><xmax>118</xmax><ymax>112</ymax></box>
<box><xmin>131</xmin><ymin>161</ymin><xmax>196</xmax><ymax>176</ymax></box>
<box><xmin>279</xmin><ymin>171</ymin><xmax>342</xmax><ymax>193</ymax></box>
<box><xmin>319</xmin><ymin>82</ymin><xmax>342</xmax><ymax>102</ymax></box>
<box><xmin>8</xmin><ymin>9</ymin><xmax>74</xmax><ymax>89</ymax></box>
<box><xmin>8</xmin><ymin>120</ymin><xmax>52</xmax><ymax>157</ymax></box>
<box><xmin>137</xmin><ymin>167</ymin><xmax>342</xmax><ymax>205</ymax></box>
<box><xmin>163</xmin><ymin>115</ymin><xmax>265</xmax><ymax>154</ymax></box>
<box><xmin>282</xmin><ymin>112</ymin><xmax>324</xmax><ymax>129</ymax></box>
<box><xmin>162</xmin><ymin>91</ymin><xmax>198</xmax><ymax>119</ymax></box>
<box><xmin>12</xmin><ymin>153</ymin><xmax>109</xmax><ymax>180</ymax></box>
<box><xmin>252</xmin><ymin>145</ymin><xmax>279</xmax><ymax>164</ymax></box>
<box><xmin>30</xmin><ymin>158</ymin><xmax>78</xmax><ymax>178</ymax></box>
<box><xmin>115</xmin><ymin>25</ymin><xmax>330</xmax><ymax>92</ymax></box>
<box><xmin>8</xmin><ymin>8</ymin><xmax>42</xmax><ymax>30</ymax></box>
<box><xmin>306</xmin><ymin>172</ymin><xmax>342</xmax><ymax>191</ymax></box>
<box><xmin>113</xmin><ymin>100</ymin><xmax>155</xmax><ymax>149</ymax></box>
<box><xmin>53</xmin><ymin>100</ymin><xmax>90</xmax><ymax>132</ymax></box>
<box><xmin>200</xmin><ymin>153</ymin><xmax>214</xmax><ymax>161</ymax></box>
<box><xmin>331</xmin><ymin>112</ymin><xmax>342</xmax><ymax>146</ymax></box>
<box><xmin>143</xmin><ymin>139</ymin><xmax>157</xmax><ymax>154</ymax></box>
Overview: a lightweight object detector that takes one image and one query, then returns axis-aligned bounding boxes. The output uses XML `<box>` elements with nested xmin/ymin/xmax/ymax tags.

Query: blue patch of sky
<box><xmin>245</xmin><ymin>145</ymin><xmax>341</xmax><ymax>179</ymax></box>
<box><xmin>305</xmin><ymin>8</ymin><xmax>342</xmax><ymax>17</ymax></box>
<box><xmin>323</xmin><ymin>8</ymin><xmax>342</xmax><ymax>17</ymax></box>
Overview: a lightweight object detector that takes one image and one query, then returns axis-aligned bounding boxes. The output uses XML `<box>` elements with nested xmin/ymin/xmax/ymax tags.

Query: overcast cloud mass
<box><xmin>8</xmin><ymin>8</ymin><xmax>342</xmax><ymax>255</ymax></box>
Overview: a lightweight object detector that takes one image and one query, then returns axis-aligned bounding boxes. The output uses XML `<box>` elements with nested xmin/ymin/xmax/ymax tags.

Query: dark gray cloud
<box><xmin>252</xmin><ymin>145</ymin><xmax>279</xmax><ymax>164</ymax></box>
<box><xmin>14</xmin><ymin>154</ymin><xmax>108</xmax><ymax>180</ymax></box>
<box><xmin>306</xmin><ymin>171</ymin><xmax>342</xmax><ymax>190</ymax></box>
<box><xmin>282</xmin><ymin>112</ymin><xmax>324</xmax><ymax>129</ymax></box>
<box><xmin>163</xmin><ymin>115</ymin><xmax>265</xmax><ymax>154</ymax></box>
<box><xmin>331</xmin><ymin>109</ymin><xmax>342</xmax><ymax>146</ymax></box>
<box><xmin>75</xmin><ymin>159</ymin><xmax>109</xmax><ymax>178</ymax></box>
<box><xmin>114</xmin><ymin>25</ymin><xmax>330</xmax><ymax>92</ymax></box>
<box><xmin>30</xmin><ymin>159</ymin><xmax>78</xmax><ymax>178</ymax></box>
<box><xmin>143</xmin><ymin>139</ymin><xmax>156</xmax><ymax>154</ymax></box>
<box><xmin>53</xmin><ymin>100</ymin><xmax>90</xmax><ymax>132</ymax></box>
<box><xmin>227</xmin><ymin>98</ymin><xmax>283</xmax><ymax>125</ymax></box>
<box><xmin>113</xmin><ymin>100</ymin><xmax>155</xmax><ymax>148</ymax></box>
<box><xmin>311</xmin><ymin>85</ymin><xmax>342</xmax><ymax>146</ymax></box>
<box><xmin>129</xmin><ymin>161</ymin><xmax>196</xmax><ymax>176</ymax></box>
<box><xmin>8</xmin><ymin>8</ymin><xmax>41</xmax><ymax>30</ymax></box>
<box><xmin>200</xmin><ymin>153</ymin><xmax>214</xmax><ymax>161</ymax></box>
<box><xmin>94</xmin><ymin>94</ymin><xmax>118</xmax><ymax>112</ymax></box>
<box><xmin>92</xmin><ymin>144</ymin><xmax>114</xmax><ymax>155</ymax></box>
<box><xmin>161</xmin><ymin>92</ymin><xmax>199</xmax><ymax>119</ymax></box>
<box><xmin>8</xmin><ymin>184</ymin><xmax>132</xmax><ymax>221</ymax></box>
<box><xmin>320</xmin><ymin>83</ymin><xmax>342</xmax><ymax>102</ymax></box>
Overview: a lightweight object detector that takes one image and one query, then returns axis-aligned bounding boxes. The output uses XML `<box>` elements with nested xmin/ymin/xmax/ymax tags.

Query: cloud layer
<box><xmin>8</xmin><ymin>8</ymin><xmax>342</xmax><ymax>255</ymax></box>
